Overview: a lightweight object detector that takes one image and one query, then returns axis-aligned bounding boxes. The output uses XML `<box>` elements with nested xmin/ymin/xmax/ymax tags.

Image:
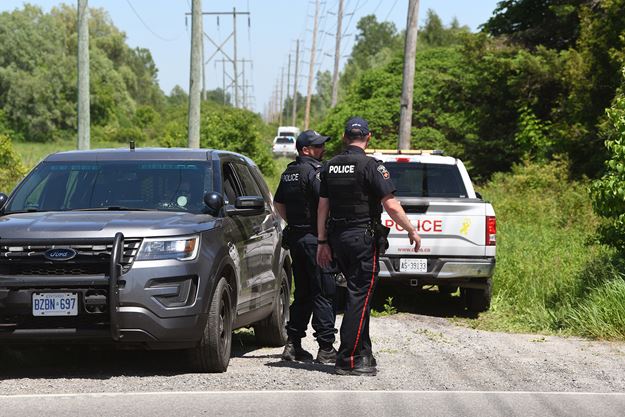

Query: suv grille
<box><xmin>0</xmin><ymin>239</ymin><xmax>142</xmax><ymax>276</ymax></box>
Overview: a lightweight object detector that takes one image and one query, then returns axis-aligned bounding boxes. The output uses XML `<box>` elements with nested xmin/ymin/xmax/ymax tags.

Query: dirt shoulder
<box><xmin>1</xmin><ymin>312</ymin><xmax>624</xmax><ymax>395</ymax></box>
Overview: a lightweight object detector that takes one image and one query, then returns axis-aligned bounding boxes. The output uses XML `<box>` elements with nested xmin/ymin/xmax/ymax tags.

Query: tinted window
<box><xmin>233</xmin><ymin>164</ymin><xmax>262</xmax><ymax>196</ymax></box>
<box><xmin>275</xmin><ymin>137</ymin><xmax>294</xmax><ymax>144</ymax></box>
<box><xmin>385</xmin><ymin>162</ymin><xmax>467</xmax><ymax>198</ymax></box>
<box><xmin>278</xmin><ymin>132</ymin><xmax>296</xmax><ymax>138</ymax></box>
<box><xmin>7</xmin><ymin>161</ymin><xmax>213</xmax><ymax>213</ymax></box>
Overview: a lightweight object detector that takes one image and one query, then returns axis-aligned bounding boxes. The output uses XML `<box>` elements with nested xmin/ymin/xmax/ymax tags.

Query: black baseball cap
<box><xmin>344</xmin><ymin>116</ymin><xmax>370</xmax><ymax>136</ymax></box>
<box><xmin>296</xmin><ymin>130</ymin><xmax>331</xmax><ymax>150</ymax></box>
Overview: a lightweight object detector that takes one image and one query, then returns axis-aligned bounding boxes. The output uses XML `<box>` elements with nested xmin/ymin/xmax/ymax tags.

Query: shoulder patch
<box><xmin>377</xmin><ymin>164</ymin><xmax>390</xmax><ymax>180</ymax></box>
<box><xmin>315</xmin><ymin>172</ymin><xmax>321</xmax><ymax>181</ymax></box>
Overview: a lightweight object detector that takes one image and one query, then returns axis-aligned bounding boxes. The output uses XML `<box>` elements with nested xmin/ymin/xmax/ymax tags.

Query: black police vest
<box><xmin>325</xmin><ymin>153</ymin><xmax>382</xmax><ymax>223</ymax></box>
<box><xmin>279</xmin><ymin>160</ymin><xmax>320</xmax><ymax>229</ymax></box>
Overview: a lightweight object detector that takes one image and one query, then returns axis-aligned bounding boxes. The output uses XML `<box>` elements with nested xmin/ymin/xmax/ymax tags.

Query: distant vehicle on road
<box><xmin>368</xmin><ymin>149</ymin><xmax>496</xmax><ymax>312</ymax></box>
<box><xmin>272</xmin><ymin>136</ymin><xmax>297</xmax><ymax>157</ymax></box>
<box><xmin>272</xmin><ymin>126</ymin><xmax>300</xmax><ymax>158</ymax></box>
<box><xmin>0</xmin><ymin>148</ymin><xmax>291</xmax><ymax>373</ymax></box>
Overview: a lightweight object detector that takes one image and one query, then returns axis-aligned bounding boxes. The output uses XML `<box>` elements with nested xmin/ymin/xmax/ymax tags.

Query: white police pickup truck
<box><xmin>369</xmin><ymin>149</ymin><xmax>496</xmax><ymax>312</ymax></box>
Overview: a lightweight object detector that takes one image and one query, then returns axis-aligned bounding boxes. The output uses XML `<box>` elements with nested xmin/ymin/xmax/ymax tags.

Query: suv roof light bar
<box><xmin>364</xmin><ymin>149</ymin><xmax>444</xmax><ymax>155</ymax></box>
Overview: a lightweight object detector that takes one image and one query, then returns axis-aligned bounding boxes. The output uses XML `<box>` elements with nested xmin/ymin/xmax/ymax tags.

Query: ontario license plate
<box><xmin>32</xmin><ymin>292</ymin><xmax>78</xmax><ymax>316</ymax></box>
<box><xmin>399</xmin><ymin>258</ymin><xmax>428</xmax><ymax>273</ymax></box>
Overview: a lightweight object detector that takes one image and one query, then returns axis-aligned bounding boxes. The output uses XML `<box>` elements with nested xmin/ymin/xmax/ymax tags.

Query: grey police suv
<box><xmin>0</xmin><ymin>148</ymin><xmax>291</xmax><ymax>373</ymax></box>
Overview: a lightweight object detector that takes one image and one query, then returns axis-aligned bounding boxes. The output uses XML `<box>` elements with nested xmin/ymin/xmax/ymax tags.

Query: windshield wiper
<box><xmin>71</xmin><ymin>206</ymin><xmax>152</xmax><ymax>211</ymax></box>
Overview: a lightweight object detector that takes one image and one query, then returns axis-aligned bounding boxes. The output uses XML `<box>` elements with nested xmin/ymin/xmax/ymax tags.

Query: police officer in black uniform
<box><xmin>317</xmin><ymin>117</ymin><xmax>421</xmax><ymax>376</ymax></box>
<box><xmin>274</xmin><ymin>130</ymin><xmax>338</xmax><ymax>364</ymax></box>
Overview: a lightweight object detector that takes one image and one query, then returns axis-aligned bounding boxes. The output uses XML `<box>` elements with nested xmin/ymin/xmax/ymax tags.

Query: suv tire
<box><xmin>189</xmin><ymin>277</ymin><xmax>233</xmax><ymax>372</ymax></box>
<box><xmin>462</xmin><ymin>279</ymin><xmax>492</xmax><ymax>313</ymax></box>
<box><xmin>254</xmin><ymin>268</ymin><xmax>290</xmax><ymax>347</ymax></box>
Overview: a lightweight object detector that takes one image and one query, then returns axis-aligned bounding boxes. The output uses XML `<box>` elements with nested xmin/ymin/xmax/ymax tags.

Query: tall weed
<box><xmin>478</xmin><ymin>159</ymin><xmax>625</xmax><ymax>339</ymax></box>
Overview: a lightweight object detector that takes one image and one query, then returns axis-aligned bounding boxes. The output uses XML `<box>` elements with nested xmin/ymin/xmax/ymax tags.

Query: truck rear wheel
<box><xmin>462</xmin><ymin>279</ymin><xmax>492</xmax><ymax>312</ymax></box>
<box><xmin>254</xmin><ymin>268</ymin><xmax>290</xmax><ymax>347</ymax></box>
<box><xmin>189</xmin><ymin>277</ymin><xmax>233</xmax><ymax>373</ymax></box>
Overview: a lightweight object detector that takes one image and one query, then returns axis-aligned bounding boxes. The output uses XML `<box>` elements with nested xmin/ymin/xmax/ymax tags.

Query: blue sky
<box><xmin>1</xmin><ymin>1</ymin><xmax>501</xmax><ymax>114</ymax></box>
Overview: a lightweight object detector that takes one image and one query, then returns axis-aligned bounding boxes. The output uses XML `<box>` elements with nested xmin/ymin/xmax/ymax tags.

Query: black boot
<box><xmin>315</xmin><ymin>345</ymin><xmax>337</xmax><ymax>364</ymax></box>
<box><xmin>281</xmin><ymin>339</ymin><xmax>313</xmax><ymax>362</ymax></box>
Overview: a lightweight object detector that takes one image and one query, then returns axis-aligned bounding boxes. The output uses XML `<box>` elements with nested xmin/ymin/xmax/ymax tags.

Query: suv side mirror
<box><xmin>227</xmin><ymin>196</ymin><xmax>265</xmax><ymax>216</ymax></box>
<box><xmin>203</xmin><ymin>192</ymin><xmax>224</xmax><ymax>216</ymax></box>
<box><xmin>0</xmin><ymin>193</ymin><xmax>8</xmax><ymax>211</ymax></box>
<box><xmin>475</xmin><ymin>192</ymin><xmax>483</xmax><ymax>200</ymax></box>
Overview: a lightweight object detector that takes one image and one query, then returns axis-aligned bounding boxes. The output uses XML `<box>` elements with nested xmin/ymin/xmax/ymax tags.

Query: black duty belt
<box><xmin>329</xmin><ymin>217</ymin><xmax>372</xmax><ymax>229</ymax></box>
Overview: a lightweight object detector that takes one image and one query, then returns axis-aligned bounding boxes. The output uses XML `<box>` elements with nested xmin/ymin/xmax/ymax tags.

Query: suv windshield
<box><xmin>385</xmin><ymin>162</ymin><xmax>467</xmax><ymax>198</ymax></box>
<box><xmin>6</xmin><ymin>160</ymin><xmax>213</xmax><ymax>214</ymax></box>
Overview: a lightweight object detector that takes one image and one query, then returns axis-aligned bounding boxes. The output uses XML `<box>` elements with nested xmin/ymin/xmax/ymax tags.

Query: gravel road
<box><xmin>1</xmin><ymin>292</ymin><xmax>624</xmax><ymax>395</ymax></box>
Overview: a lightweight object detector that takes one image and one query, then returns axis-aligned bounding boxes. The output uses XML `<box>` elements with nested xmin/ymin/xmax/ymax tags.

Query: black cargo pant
<box><xmin>285</xmin><ymin>231</ymin><xmax>337</xmax><ymax>347</ymax></box>
<box><xmin>330</xmin><ymin>226</ymin><xmax>378</xmax><ymax>370</ymax></box>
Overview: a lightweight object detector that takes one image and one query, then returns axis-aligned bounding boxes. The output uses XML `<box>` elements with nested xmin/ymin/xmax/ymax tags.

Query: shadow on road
<box><xmin>369</xmin><ymin>284</ymin><xmax>478</xmax><ymax>319</ymax></box>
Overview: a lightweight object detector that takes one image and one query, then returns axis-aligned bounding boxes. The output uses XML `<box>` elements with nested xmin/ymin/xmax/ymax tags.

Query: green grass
<box><xmin>467</xmin><ymin>159</ymin><xmax>625</xmax><ymax>340</ymax></box>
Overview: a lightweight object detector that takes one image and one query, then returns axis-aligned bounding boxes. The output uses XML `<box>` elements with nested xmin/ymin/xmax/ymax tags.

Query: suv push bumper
<box><xmin>0</xmin><ymin>234</ymin><xmax>210</xmax><ymax>348</ymax></box>
<box><xmin>378</xmin><ymin>256</ymin><xmax>495</xmax><ymax>288</ymax></box>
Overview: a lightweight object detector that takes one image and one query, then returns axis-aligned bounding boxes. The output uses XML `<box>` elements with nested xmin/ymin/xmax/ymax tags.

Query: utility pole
<box><xmin>286</xmin><ymin>54</ymin><xmax>291</xmax><ymax>125</ymax></box>
<box><xmin>304</xmin><ymin>0</ymin><xmax>320</xmax><ymax>130</ymax></box>
<box><xmin>279</xmin><ymin>67</ymin><xmax>284</xmax><ymax>125</ymax></box>
<box><xmin>331</xmin><ymin>0</ymin><xmax>344</xmax><ymax>108</ymax></box>
<box><xmin>292</xmin><ymin>39</ymin><xmax>300</xmax><ymax>127</ymax></box>
<box><xmin>188</xmin><ymin>0</ymin><xmax>202</xmax><ymax>148</ymax></box>
<box><xmin>77</xmin><ymin>0</ymin><xmax>90</xmax><ymax>150</ymax></box>
<box><xmin>398</xmin><ymin>0</ymin><xmax>419</xmax><ymax>150</ymax></box>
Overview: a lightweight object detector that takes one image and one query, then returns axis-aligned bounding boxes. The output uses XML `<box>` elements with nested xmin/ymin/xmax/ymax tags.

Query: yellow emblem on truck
<box><xmin>460</xmin><ymin>218</ymin><xmax>471</xmax><ymax>236</ymax></box>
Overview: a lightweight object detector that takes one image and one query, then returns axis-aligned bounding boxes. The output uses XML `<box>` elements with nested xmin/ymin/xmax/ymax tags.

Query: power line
<box><xmin>125</xmin><ymin>0</ymin><xmax>180</xmax><ymax>42</ymax></box>
<box><xmin>384</xmin><ymin>0</ymin><xmax>401</xmax><ymax>21</ymax></box>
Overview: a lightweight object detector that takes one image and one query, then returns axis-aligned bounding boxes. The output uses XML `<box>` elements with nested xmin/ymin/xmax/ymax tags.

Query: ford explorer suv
<box><xmin>367</xmin><ymin>149</ymin><xmax>496</xmax><ymax>312</ymax></box>
<box><xmin>0</xmin><ymin>148</ymin><xmax>292</xmax><ymax>372</ymax></box>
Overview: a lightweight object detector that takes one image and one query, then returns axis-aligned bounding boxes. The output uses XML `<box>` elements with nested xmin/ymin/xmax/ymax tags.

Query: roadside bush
<box><xmin>161</xmin><ymin>102</ymin><xmax>274</xmax><ymax>176</ymax></box>
<box><xmin>0</xmin><ymin>134</ymin><xmax>27</xmax><ymax>192</ymax></box>
<box><xmin>590</xmin><ymin>78</ymin><xmax>625</xmax><ymax>252</ymax></box>
<box><xmin>477</xmin><ymin>159</ymin><xmax>625</xmax><ymax>339</ymax></box>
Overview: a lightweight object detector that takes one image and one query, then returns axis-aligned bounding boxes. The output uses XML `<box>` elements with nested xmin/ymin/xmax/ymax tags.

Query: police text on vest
<box><xmin>329</xmin><ymin>165</ymin><xmax>355</xmax><ymax>174</ymax></box>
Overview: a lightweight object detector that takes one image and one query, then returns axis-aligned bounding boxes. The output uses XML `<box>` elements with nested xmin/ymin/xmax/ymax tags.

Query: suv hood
<box><xmin>0</xmin><ymin>211</ymin><xmax>219</xmax><ymax>240</ymax></box>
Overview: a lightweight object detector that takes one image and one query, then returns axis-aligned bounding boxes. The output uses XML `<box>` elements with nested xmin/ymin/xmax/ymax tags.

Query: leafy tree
<box><xmin>0</xmin><ymin>4</ymin><xmax>165</xmax><ymax>142</ymax></box>
<box><xmin>161</xmin><ymin>102</ymin><xmax>274</xmax><ymax>176</ymax></box>
<box><xmin>0</xmin><ymin>133</ymin><xmax>26</xmax><ymax>192</ymax></box>
<box><xmin>204</xmin><ymin>88</ymin><xmax>231</xmax><ymax>106</ymax></box>
<box><xmin>339</xmin><ymin>15</ymin><xmax>402</xmax><ymax>93</ymax></box>
<box><xmin>419</xmin><ymin>9</ymin><xmax>470</xmax><ymax>48</ymax></box>
<box><xmin>564</xmin><ymin>0</ymin><xmax>625</xmax><ymax>177</ymax></box>
<box><xmin>482</xmin><ymin>0</ymin><xmax>588</xmax><ymax>50</ymax></box>
<box><xmin>168</xmin><ymin>85</ymin><xmax>188</xmax><ymax>107</ymax></box>
<box><xmin>590</xmin><ymin>69</ymin><xmax>625</xmax><ymax>252</ymax></box>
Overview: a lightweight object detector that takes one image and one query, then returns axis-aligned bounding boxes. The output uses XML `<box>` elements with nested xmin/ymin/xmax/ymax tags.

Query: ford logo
<box><xmin>44</xmin><ymin>248</ymin><xmax>77</xmax><ymax>261</ymax></box>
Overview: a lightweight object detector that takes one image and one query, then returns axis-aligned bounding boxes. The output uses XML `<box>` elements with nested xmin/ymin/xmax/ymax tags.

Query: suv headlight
<box><xmin>136</xmin><ymin>235</ymin><xmax>199</xmax><ymax>261</ymax></box>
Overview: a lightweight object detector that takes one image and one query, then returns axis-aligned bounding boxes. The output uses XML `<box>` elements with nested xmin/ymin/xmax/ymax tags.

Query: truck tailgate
<box><xmin>382</xmin><ymin>198</ymin><xmax>488</xmax><ymax>257</ymax></box>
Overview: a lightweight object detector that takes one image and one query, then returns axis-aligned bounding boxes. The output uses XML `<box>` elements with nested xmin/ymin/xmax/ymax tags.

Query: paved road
<box><xmin>2</xmin><ymin>390</ymin><xmax>624</xmax><ymax>417</ymax></box>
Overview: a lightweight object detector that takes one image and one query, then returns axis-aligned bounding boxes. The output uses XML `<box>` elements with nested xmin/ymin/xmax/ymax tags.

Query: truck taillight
<box><xmin>486</xmin><ymin>216</ymin><xmax>496</xmax><ymax>246</ymax></box>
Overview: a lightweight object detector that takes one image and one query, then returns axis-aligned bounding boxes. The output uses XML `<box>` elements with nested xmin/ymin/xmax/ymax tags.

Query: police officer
<box><xmin>316</xmin><ymin>117</ymin><xmax>421</xmax><ymax>376</ymax></box>
<box><xmin>273</xmin><ymin>130</ymin><xmax>338</xmax><ymax>364</ymax></box>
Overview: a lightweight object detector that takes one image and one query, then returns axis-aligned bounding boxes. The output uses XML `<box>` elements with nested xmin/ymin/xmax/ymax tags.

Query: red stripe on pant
<box><xmin>349</xmin><ymin>245</ymin><xmax>377</xmax><ymax>369</ymax></box>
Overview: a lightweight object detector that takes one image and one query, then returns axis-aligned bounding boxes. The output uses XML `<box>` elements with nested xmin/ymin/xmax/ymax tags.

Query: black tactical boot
<box><xmin>281</xmin><ymin>339</ymin><xmax>313</xmax><ymax>362</ymax></box>
<box><xmin>315</xmin><ymin>345</ymin><xmax>337</xmax><ymax>364</ymax></box>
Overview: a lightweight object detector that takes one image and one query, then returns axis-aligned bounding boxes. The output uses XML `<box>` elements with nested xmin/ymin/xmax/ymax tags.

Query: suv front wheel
<box><xmin>189</xmin><ymin>277</ymin><xmax>233</xmax><ymax>372</ymax></box>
